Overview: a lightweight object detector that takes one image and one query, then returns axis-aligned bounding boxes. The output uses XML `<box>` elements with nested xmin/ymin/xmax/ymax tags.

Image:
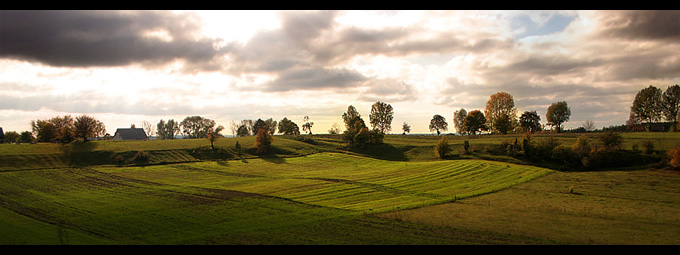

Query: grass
<box><xmin>96</xmin><ymin>153</ymin><xmax>551</xmax><ymax>212</ymax></box>
<box><xmin>1</xmin><ymin>131</ymin><xmax>679</xmax><ymax>244</ymax></box>
<box><xmin>379</xmin><ymin>168</ymin><xmax>680</xmax><ymax>245</ymax></box>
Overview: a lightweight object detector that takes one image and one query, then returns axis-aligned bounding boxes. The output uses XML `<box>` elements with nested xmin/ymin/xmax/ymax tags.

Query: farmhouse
<box><xmin>112</xmin><ymin>128</ymin><xmax>148</xmax><ymax>141</ymax></box>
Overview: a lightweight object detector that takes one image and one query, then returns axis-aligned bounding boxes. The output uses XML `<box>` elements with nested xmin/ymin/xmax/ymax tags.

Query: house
<box><xmin>112</xmin><ymin>128</ymin><xmax>148</xmax><ymax>141</ymax></box>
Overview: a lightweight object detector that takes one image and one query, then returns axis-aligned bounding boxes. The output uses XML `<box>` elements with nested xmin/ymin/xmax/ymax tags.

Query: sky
<box><xmin>0</xmin><ymin>10</ymin><xmax>678</xmax><ymax>135</ymax></box>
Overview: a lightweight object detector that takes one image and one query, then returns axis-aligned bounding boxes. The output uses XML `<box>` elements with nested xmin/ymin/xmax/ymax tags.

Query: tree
<box><xmin>180</xmin><ymin>116</ymin><xmax>217</xmax><ymax>139</ymax></box>
<box><xmin>31</xmin><ymin>119</ymin><xmax>57</xmax><ymax>142</ymax></box>
<box><xmin>342</xmin><ymin>105</ymin><xmax>361</xmax><ymax>129</ymax></box>
<box><xmin>30</xmin><ymin>115</ymin><xmax>76</xmax><ymax>143</ymax></box>
<box><xmin>3</xmin><ymin>131</ymin><xmax>19</xmax><ymax>143</ymax></box>
<box><xmin>462</xmin><ymin>110</ymin><xmax>487</xmax><ymax>135</ymax></box>
<box><xmin>236</xmin><ymin>120</ymin><xmax>253</xmax><ymax>136</ymax></box>
<box><xmin>546</xmin><ymin>101</ymin><xmax>571</xmax><ymax>133</ymax></box>
<box><xmin>302</xmin><ymin>116</ymin><xmax>314</xmax><ymax>135</ymax></box>
<box><xmin>207</xmin><ymin>125</ymin><xmax>224</xmax><ymax>150</ymax></box>
<box><xmin>156</xmin><ymin>119</ymin><xmax>180</xmax><ymax>140</ymax></box>
<box><xmin>19</xmin><ymin>131</ymin><xmax>34</xmax><ymax>143</ymax></box>
<box><xmin>662</xmin><ymin>84</ymin><xmax>680</xmax><ymax>131</ymax></box>
<box><xmin>264</xmin><ymin>118</ymin><xmax>278</xmax><ymax>135</ymax></box>
<box><xmin>236</xmin><ymin>125</ymin><xmax>250</xmax><ymax>137</ymax></box>
<box><xmin>328</xmin><ymin>123</ymin><xmax>341</xmax><ymax>134</ymax></box>
<box><xmin>51</xmin><ymin>115</ymin><xmax>76</xmax><ymax>143</ymax></box>
<box><xmin>341</xmin><ymin>107</ymin><xmax>382</xmax><ymax>148</ymax></box>
<box><xmin>229</xmin><ymin>121</ymin><xmax>239</xmax><ymax>137</ymax></box>
<box><xmin>254</xmin><ymin>127</ymin><xmax>273</xmax><ymax>154</ymax></box>
<box><xmin>583</xmin><ymin>120</ymin><xmax>596</xmax><ymax>132</ymax></box>
<box><xmin>278</xmin><ymin>117</ymin><xmax>300</xmax><ymax>135</ymax></box>
<box><xmin>492</xmin><ymin>113</ymin><xmax>513</xmax><ymax>135</ymax></box>
<box><xmin>429</xmin><ymin>114</ymin><xmax>448</xmax><ymax>135</ymax></box>
<box><xmin>519</xmin><ymin>111</ymin><xmax>541</xmax><ymax>133</ymax></box>
<box><xmin>402</xmin><ymin>122</ymin><xmax>411</xmax><ymax>135</ymax></box>
<box><xmin>369</xmin><ymin>101</ymin><xmax>394</xmax><ymax>134</ymax></box>
<box><xmin>252</xmin><ymin>119</ymin><xmax>267</xmax><ymax>134</ymax></box>
<box><xmin>453</xmin><ymin>108</ymin><xmax>467</xmax><ymax>135</ymax></box>
<box><xmin>141</xmin><ymin>121</ymin><xmax>155</xmax><ymax>138</ymax></box>
<box><xmin>631</xmin><ymin>85</ymin><xmax>663</xmax><ymax>131</ymax></box>
<box><xmin>485</xmin><ymin>92</ymin><xmax>517</xmax><ymax>134</ymax></box>
<box><xmin>74</xmin><ymin>115</ymin><xmax>106</xmax><ymax>142</ymax></box>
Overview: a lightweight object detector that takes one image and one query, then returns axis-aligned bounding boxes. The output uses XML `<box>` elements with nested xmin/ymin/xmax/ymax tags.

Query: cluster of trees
<box><xmin>441</xmin><ymin>92</ymin><xmax>572</xmax><ymax>136</ymax></box>
<box><xmin>333</xmin><ymin>101</ymin><xmax>396</xmax><ymax>148</ymax></box>
<box><xmin>630</xmin><ymin>84</ymin><xmax>680</xmax><ymax>131</ymax></box>
<box><xmin>30</xmin><ymin>115</ymin><xmax>106</xmax><ymax>143</ymax></box>
<box><xmin>1</xmin><ymin>130</ymin><xmax>34</xmax><ymax>144</ymax></box>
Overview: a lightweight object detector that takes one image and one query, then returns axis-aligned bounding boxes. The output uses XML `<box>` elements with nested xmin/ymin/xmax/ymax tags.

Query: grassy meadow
<box><xmin>0</xmin><ymin>132</ymin><xmax>679</xmax><ymax>244</ymax></box>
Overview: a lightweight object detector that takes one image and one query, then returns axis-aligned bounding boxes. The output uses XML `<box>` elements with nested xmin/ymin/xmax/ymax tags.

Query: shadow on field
<box><xmin>60</xmin><ymin>141</ymin><xmax>114</xmax><ymax>167</ymax></box>
<box><xmin>352</xmin><ymin>143</ymin><xmax>408</xmax><ymax>161</ymax></box>
<box><xmin>243</xmin><ymin>146</ymin><xmax>288</xmax><ymax>164</ymax></box>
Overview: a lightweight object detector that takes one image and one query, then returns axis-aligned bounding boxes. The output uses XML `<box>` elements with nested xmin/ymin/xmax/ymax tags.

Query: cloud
<box><xmin>594</xmin><ymin>10</ymin><xmax>680</xmax><ymax>41</ymax></box>
<box><xmin>357</xmin><ymin>78</ymin><xmax>418</xmax><ymax>102</ymax></box>
<box><xmin>262</xmin><ymin>66</ymin><xmax>367</xmax><ymax>92</ymax></box>
<box><xmin>0</xmin><ymin>10</ymin><xmax>225</xmax><ymax>70</ymax></box>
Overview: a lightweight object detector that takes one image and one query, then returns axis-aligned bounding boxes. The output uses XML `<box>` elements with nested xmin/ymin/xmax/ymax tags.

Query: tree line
<box><xmin>6</xmin><ymin>84</ymin><xmax>677</xmax><ymax>145</ymax></box>
<box><xmin>629</xmin><ymin>84</ymin><xmax>680</xmax><ymax>131</ymax></box>
<box><xmin>427</xmin><ymin>91</ymin><xmax>572</xmax><ymax>137</ymax></box>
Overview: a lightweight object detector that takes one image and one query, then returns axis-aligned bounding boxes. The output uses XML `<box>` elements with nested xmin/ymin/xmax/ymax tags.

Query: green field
<box><xmin>0</xmin><ymin>133</ymin><xmax>679</xmax><ymax>244</ymax></box>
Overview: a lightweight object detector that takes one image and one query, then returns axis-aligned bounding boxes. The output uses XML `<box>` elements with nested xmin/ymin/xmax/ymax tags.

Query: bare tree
<box><xmin>142</xmin><ymin>120</ymin><xmax>155</xmax><ymax>137</ymax></box>
<box><xmin>229</xmin><ymin>120</ymin><xmax>239</xmax><ymax>137</ymax></box>
<box><xmin>583</xmin><ymin>120</ymin><xmax>596</xmax><ymax>132</ymax></box>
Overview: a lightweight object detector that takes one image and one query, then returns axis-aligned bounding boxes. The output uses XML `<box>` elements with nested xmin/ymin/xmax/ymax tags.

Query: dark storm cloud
<box><xmin>0</xmin><ymin>10</ymin><xmax>224</xmax><ymax>68</ymax></box>
<box><xmin>597</xmin><ymin>10</ymin><xmax>680</xmax><ymax>41</ymax></box>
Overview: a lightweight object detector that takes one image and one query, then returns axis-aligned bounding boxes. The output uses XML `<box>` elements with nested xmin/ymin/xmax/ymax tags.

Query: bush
<box><xmin>133</xmin><ymin>150</ymin><xmax>150</xmax><ymax>164</ymax></box>
<box><xmin>598</xmin><ymin>130</ymin><xmax>622</xmax><ymax>150</ymax></box>
<box><xmin>463</xmin><ymin>140</ymin><xmax>470</xmax><ymax>154</ymax></box>
<box><xmin>435</xmin><ymin>136</ymin><xmax>451</xmax><ymax>159</ymax></box>
<box><xmin>668</xmin><ymin>145</ymin><xmax>680</xmax><ymax>169</ymax></box>
<box><xmin>235</xmin><ymin>141</ymin><xmax>241</xmax><ymax>154</ymax></box>
<box><xmin>631</xmin><ymin>143</ymin><xmax>641</xmax><ymax>154</ymax></box>
<box><xmin>344</xmin><ymin>127</ymin><xmax>383</xmax><ymax>149</ymax></box>
<box><xmin>254</xmin><ymin>128</ymin><xmax>273</xmax><ymax>154</ymax></box>
<box><xmin>642</xmin><ymin>140</ymin><xmax>655</xmax><ymax>155</ymax></box>
<box><xmin>533</xmin><ymin>136</ymin><xmax>560</xmax><ymax>160</ymax></box>
<box><xmin>571</xmin><ymin>134</ymin><xmax>591</xmax><ymax>158</ymax></box>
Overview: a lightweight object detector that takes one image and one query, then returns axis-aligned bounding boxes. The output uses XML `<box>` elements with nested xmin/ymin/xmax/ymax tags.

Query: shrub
<box><xmin>642</xmin><ymin>140</ymin><xmax>655</xmax><ymax>155</ymax></box>
<box><xmin>434</xmin><ymin>136</ymin><xmax>451</xmax><ymax>159</ymax></box>
<box><xmin>598</xmin><ymin>130</ymin><xmax>622</xmax><ymax>150</ymax></box>
<box><xmin>571</xmin><ymin>134</ymin><xmax>591</xmax><ymax>158</ymax></box>
<box><xmin>133</xmin><ymin>150</ymin><xmax>150</xmax><ymax>164</ymax></box>
<box><xmin>668</xmin><ymin>145</ymin><xmax>680</xmax><ymax>169</ymax></box>
<box><xmin>463</xmin><ymin>140</ymin><xmax>470</xmax><ymax>154</ymax></box>
<box><xmin>254</xmin><ymin>128</ymin><xmax>273</xmax><ymax>154</ymax></box>
<box><xmin>533</xmin><ymin>136</ymin><xmax>560</xmax><ymax>160</ymax></box>
<box><xmin>631</xmin><ymin>143</ymin><xmax>641</xmax><ymax>154</ymax></box>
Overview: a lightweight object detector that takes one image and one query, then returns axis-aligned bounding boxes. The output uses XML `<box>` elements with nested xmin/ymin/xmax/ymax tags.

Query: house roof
<box><xmin>113</xmin><ymin>128</ymin><xmax>148</xmax><ymax>140</ymax></box>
